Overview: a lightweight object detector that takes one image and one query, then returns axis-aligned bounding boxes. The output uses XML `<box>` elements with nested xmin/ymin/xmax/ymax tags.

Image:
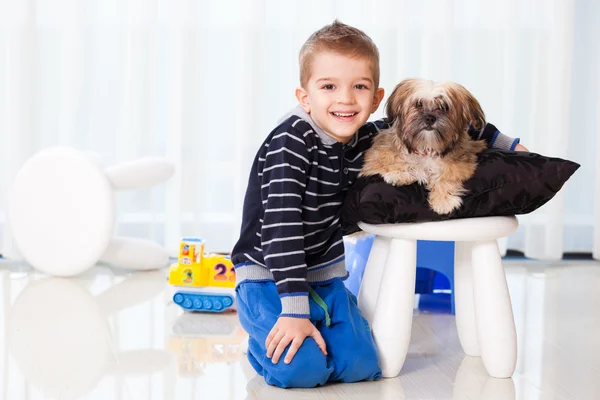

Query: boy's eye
<box><xmin>322</xmin><ymin>84</ymin><xmax>335</xmax><ymax>90</ymax></box>
<box><xmin>354</xmin><ymin>84</ymin><xmax>369</xmax><ymax>90</ymax></box>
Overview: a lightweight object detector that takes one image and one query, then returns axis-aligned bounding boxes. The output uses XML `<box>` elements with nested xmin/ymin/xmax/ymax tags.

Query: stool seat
<box><xmin>356</xmin><ymin>216</ymin><xmax>519</xmax><ymax>380</ymax></box>
<box><xmin>359</xmin><ymin>216</ymin><xmax>518</xmax><ymax>242</ymax></box>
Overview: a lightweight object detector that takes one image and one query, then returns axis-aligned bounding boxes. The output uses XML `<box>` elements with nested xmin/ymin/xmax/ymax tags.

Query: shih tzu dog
<box><xmin>360</xmin><ymin>78</ymin><xmax>487</xmax><ymax>215</ymax></box>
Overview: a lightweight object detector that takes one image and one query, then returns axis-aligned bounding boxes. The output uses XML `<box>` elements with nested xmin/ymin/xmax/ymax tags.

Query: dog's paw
<box><xmin>428</xmin><ymin>192</ymin><xmax>463</xmax><ymax>215</ymax></box>
<box><xmin>382</xmin><ymin>171</ymin><xmax>415</xmax><ymax>187</ymax></box>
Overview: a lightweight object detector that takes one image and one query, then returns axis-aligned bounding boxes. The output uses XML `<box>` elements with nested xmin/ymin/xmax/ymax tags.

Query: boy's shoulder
<box><xmin>276</xmin><ymin>114</ymin><xmax>314</xmax><ymax>136</ymax></box>
<box><xmin>258</xmin><ymin>115</ymin><xmax>320</xmax><ymax>164</ymax></box>
<box><xmin>267</xmin><ymin>113</ymin><xmax>321</xmax><ymax>147</ymax></box>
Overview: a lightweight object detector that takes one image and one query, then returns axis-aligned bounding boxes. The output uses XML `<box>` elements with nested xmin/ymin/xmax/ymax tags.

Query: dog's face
<box><xmin>385</xmin><ymin>78</ymin><xmax>485</xmax><ymax>156</ymax></box>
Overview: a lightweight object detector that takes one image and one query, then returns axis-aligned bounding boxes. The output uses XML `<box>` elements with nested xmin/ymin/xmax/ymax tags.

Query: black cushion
<box><xmin>341</xmin><ymin>149</ymin><xmax>580</xmax><ymax>235</ymax></box>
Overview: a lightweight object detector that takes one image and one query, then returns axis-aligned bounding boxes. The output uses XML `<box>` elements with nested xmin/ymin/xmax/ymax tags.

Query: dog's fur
<box><xmin>360</xmin><ymin>78</ymin><xmax>487</xmax><ymax>214</ymax></box>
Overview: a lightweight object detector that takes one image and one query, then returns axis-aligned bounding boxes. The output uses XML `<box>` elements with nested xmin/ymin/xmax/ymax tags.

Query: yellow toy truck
<box><xmin>168</xmin><ymin>238</ymin><xmax>236</xmax><ymax>312</ymax></box>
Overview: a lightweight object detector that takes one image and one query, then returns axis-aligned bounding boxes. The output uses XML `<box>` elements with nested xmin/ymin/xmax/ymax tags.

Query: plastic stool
<box><xmin>357</xmin><ymin>216</ymin><xmax>518</xmax><ymax>379</ymax></box>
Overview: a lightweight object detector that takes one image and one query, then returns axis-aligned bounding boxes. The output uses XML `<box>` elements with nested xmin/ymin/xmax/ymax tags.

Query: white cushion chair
<box><xmin>357</xmin><ymin>216</ymin><xmax>519</xmax><ymax>379</ymax></box>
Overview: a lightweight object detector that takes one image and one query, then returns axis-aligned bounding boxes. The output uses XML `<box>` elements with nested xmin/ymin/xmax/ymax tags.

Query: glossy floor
<box><xmin>0</xmin><ymin>259</ymin><xmax>598</xmax><ymax>400</ymax></box>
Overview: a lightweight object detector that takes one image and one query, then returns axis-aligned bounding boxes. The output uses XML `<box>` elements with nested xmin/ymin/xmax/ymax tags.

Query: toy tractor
<box><xmin>168</xmin><ymin>238</ymin><xmax>236</xmax><ymax>312</ymax></box>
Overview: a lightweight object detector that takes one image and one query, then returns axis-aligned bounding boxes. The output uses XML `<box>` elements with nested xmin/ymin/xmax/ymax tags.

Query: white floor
<box><xmin>0</xmin><ymin>259</ymin><xmax>598</xmax><ymax>400</ymax></box>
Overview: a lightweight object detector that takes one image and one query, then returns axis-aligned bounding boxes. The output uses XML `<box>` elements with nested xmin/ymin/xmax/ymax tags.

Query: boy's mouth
<box><xmin>330</xmin><ymin>111</ymin><xmax>358</xmax><ymax>121</ymax></box>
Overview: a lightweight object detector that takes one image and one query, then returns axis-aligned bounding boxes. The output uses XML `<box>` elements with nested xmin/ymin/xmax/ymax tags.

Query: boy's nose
<box><xmin>337</xmin><ymin>89</ymin><xmax>355</xmax><ymax>104</ymax></box>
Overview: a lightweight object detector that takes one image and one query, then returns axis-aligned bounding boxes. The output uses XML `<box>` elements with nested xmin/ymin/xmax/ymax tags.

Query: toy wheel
<box><xmin>183</xmin><ymin>298</ymin><xmax>192</xmax><ymax>309</ymax></box>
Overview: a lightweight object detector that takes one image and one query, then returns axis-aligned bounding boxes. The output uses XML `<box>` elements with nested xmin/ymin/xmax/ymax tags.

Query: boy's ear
<box><xmin>371</xmin><ymin>88</ymin><xmax>385</xmax><ymax>113</ymax></box>
<box><xmin>295</xmin><ymin>87</ymin><xmax>311</xmax><ymax>113</ymax></box>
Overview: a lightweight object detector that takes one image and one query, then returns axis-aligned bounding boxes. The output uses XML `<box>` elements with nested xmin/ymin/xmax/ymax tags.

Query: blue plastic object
<box><xmin>173</xmin><ymin>292</ymin><xmax>235</xmax><ymax>312</ymax></box>
<box><xmin>416</xmin><ymin>240</ymin><xmax>455</xmax><ymax>314</ymax></box>
<box><xmin>344</xmin><ymin>235</ymin><xmax>375</xmax><ymax>297</ymax></box>
<box><xmin>343</xmin><ymin>235</ymin><xmax>456</xmax><ymax>314</ymax></box>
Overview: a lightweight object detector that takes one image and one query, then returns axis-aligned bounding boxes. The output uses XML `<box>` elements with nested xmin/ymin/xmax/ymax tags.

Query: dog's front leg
<box><xmin>360</xmin><ymin>135</ymin><xmax>417</xmax><ymax>187</ymax></box>
<box><xmin>380</xmin><ymin>165</ymin><xmax>416</xmax><ymax>187</ymax></box>
<box><xmin>359</xmin><ymin>163</ymin><xmax>415</xmax><ymax>186</ymax></box>
<box><xmin>360</xmin><ymin>153</ymin><xmax>416</xmax><ymax>187</ymax></box>
<box><xmin>427</xmin><ymin>176</ymin><xmax>467</xmax><ymax>215</ymax></box>
<box><xmin>427</xmin><ymin>156</ymin><xmax>479</xmax><ymax>215</ymax></box>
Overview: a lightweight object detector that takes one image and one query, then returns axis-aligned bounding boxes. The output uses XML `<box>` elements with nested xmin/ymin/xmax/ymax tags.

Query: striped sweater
<box><xmin>231</xmin><ymin>105</ymin><xmax>519</xmax><ymax>318</ymax></box>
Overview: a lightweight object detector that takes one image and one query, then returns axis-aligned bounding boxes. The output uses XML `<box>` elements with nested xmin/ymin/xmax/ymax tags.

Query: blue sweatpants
<box><xmin>235</xmin><ymin>279</ymin><xmax>382</xmax><ymax>388</ymax></box>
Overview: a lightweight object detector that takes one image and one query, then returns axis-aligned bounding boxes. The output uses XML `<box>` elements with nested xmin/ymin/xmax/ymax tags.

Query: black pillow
<box><xmin>341</xmin><ymin>149</ymin><xmax>580</xmax><ymax>235</ymax></box>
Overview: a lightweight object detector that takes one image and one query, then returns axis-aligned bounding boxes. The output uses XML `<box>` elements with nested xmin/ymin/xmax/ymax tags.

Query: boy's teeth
<box><xmin>333</xmin><ymin>112</ymin><xmax>356</xmax><ymax>117</ymax></box>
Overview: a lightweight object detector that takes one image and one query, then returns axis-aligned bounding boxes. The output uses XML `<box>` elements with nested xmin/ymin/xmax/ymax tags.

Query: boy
<box><xmin>231</xmin><ymin>20</ymin><xmax>524</xmax><ymax>389</ymax></box>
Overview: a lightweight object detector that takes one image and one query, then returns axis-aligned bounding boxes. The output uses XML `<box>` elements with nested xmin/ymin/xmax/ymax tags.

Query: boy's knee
<box><xmin>326</xmin><ymin>329</ymin><xmax>382</xmax><ymax>383</ymax></box>
<box><xmin>263</xmin><ymin>338</ymin><xmax>332</xmax><ymax>388</ymax></box>
<box><xmin>332</xmin><ymin>346</ymin><xmax>381</xmax><ymax>383</ymax></box>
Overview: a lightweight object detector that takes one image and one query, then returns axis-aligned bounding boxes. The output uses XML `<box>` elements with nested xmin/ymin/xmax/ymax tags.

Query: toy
<box><xmin>7</xmin><ymin>146</ymin><xmax>174</xmax><ymax>276</ymax></box>
<box><xmin>168</xmin><ymin>238</ymin><xmax>236</xmax><ymax>312</ymax></box>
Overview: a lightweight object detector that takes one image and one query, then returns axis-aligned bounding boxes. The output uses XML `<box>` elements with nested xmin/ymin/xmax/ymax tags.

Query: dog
<box><xmin>359</xmin><ymin>78</ymin><xmax>487</xmax><ymax>215</ymax></box>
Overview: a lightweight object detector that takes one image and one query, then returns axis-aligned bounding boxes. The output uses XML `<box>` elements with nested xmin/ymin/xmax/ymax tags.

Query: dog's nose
<box><xmin>424</xmin><ymin>114</ymin><xmax>437</xmax><ymax>126</ymax></box>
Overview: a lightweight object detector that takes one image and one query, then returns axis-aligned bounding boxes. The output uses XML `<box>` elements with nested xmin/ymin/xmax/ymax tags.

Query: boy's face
<box><xmin>296</xmin><ymin>51</ymin><xmax>385</xmax><ymax>144</ymax></box>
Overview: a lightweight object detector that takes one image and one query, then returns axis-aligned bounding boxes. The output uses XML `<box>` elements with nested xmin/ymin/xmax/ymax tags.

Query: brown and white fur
<box><xmin>360</xmin><ymin>78</ymin><xmax>487</xmax><ymax>215</ymax></box>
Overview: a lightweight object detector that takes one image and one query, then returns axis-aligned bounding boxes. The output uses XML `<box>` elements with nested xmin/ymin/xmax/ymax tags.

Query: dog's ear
<box><xmin>385</xmin><ymin>79</ymin><xmax>417</xmax><ymax>125</ymax></box>
<box><xmin>464</xmin><ymin>91</ymin><xmax>486</xmax><ymax>131</ymax></box>
<box><xmin>448</xmin><ymin>83</ymin><xmax>486</xmax><ymax>131</ymax></box>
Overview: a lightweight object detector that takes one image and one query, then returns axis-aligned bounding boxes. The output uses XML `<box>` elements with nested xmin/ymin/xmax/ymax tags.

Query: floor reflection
<box><xmin>4</xmin><ymin>268</ymin><xmax>173</xmax><ymax>399</ymax></box>
<box><xmin>168</xmin><ymin>312</ymin><xmax>246</xmax><ymax>376</ymax></box>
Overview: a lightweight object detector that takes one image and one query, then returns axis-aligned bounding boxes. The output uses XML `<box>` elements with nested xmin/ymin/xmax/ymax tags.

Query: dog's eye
<box><xmin>416</xmin><ymin>100</ymin><xmax>423</xmax><ymax>108</ymax></box>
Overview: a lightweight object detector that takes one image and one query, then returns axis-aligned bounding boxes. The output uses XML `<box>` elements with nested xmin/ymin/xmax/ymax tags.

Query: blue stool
<box><xmin>344</xmin><ymin>235</ymin><xmax>456</xmax><ymax>314</ymax></box>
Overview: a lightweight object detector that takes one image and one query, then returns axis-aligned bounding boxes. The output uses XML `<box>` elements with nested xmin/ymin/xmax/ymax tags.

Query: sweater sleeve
<box><xmin>468</xmin><ymin>123</ymin><xmax>520</xmax><ymax>150</ymax></box>
<box><xmin>259</xmin><ymin>125</ymin><xmax>311</xmax><ymax>318</ymax></box>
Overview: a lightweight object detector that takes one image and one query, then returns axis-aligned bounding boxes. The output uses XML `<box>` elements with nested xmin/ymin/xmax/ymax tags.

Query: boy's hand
<box><xmin>265</xmin><ymin>316</ymin><xmax>327</xmax><ymax>364</ymax></box>
<box><xmin>515</xmin><ymin>143</ymin><xmax>529</xmax><ymax>152</ymax></box>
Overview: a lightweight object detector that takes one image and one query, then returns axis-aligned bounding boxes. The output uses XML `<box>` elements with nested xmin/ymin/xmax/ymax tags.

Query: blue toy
<box><xmin>343</xmin><ymin>235</ymin><xmax>456</xmax><ymax>314</ymax></box>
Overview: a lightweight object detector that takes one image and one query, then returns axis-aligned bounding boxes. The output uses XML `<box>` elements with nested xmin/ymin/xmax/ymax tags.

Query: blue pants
<box><xmin>236</xmin><ymin>279</ymin><xmax>381</xmax><ymax>388</ymax></box>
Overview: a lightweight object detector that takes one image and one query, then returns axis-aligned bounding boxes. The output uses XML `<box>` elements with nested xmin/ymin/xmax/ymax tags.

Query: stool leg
<box><xmin>358</xmin><ymin>236</ymin><xmax>391</xmax><ymax>325</ymax></box>
<box><xmin>471</xmin><ymin>240</ymin><xmax>517</xmax><ymax>378</ymax></box>
<box><xmin>371</xmin><ymin>238</ymin><xmax>417</xmax><ymax>378</ymax></box>
<box><xmin>454</xmin><ymin>241</ymin><xmax>481</xmax><ymax>356</ymax></box>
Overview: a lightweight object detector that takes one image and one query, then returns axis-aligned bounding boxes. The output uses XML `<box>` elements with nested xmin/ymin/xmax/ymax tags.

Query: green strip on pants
<box><xmin>308</xmin><ymin>287</ymin><xmax>331</xmax><ymax>327</ymax></box>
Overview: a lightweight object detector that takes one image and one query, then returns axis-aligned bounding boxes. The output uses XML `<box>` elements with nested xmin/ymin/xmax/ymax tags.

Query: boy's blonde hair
<box><xmin>299</xmin><ymin>20</ymin><xmax>380</xmax><ymax>89</ymax></box>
